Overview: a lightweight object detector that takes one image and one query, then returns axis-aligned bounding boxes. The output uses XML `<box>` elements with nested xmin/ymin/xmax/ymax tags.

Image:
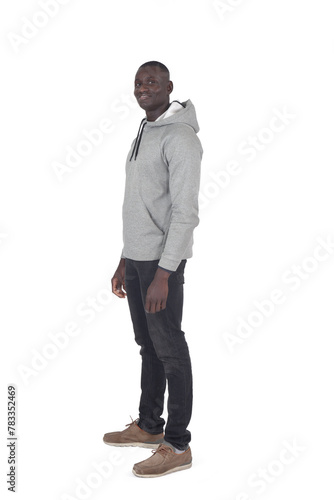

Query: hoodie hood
<box><xmin>129</xmin><ymin>99</ymin><xmax>199</xmax><ymax>161</ymax></box>
<box><xmin>146</xmin><ymin>99</ymin><xmax>200</xmax><ymax>132</ymax></box>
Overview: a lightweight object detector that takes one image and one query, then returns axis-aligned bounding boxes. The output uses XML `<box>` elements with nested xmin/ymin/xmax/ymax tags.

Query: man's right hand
<box><xmin>111</xmin><ymin>258</ymin><xmax>126</xmax><ymax>298</ymax></box>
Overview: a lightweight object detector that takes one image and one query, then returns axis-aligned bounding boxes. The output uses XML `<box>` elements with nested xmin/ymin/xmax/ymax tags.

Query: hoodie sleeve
<box><xmin>158</xmin><ymin>123</ymin><xmax>203</xmax><ymax>272</ymax></box>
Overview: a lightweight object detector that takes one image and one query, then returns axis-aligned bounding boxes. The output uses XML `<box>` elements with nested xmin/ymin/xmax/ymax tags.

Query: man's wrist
<box><xmin>158</xmin><ymin>265</ymin><xmax>173</xmax><ymax>273</ymax></box>
<box><xmin>155</xmin><ymin>266</ymin><xmax>172</xmax><ymax>280</ymax></box>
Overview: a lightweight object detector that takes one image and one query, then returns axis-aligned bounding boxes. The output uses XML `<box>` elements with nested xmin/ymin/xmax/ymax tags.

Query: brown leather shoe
<box><xmin>132</xmin><ymin>443</ymin><xmax>192</xmax><ymax>478</ymax></box>
<box><xmin>103</xmin><ymin>418</ymin><xmax>164</xmax><ymax>449</ymax></box>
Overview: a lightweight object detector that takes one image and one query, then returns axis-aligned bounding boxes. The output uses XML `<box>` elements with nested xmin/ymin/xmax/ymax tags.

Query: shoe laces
<box><xmin>125</xmin><ymin>416</ymin><xmax>137</xmax><ymax>428</ymax></box>
<box><xmin>152</xmin><ymin>444</ymin><xmax>173</xmax><ymax>457</ymax></box>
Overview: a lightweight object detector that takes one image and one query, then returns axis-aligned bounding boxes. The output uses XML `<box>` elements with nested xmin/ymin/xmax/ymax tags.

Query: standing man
<box><xmin>103</xmin><ymin>61</ymin><xmax>203</xmax><ymax>478</ymax></box>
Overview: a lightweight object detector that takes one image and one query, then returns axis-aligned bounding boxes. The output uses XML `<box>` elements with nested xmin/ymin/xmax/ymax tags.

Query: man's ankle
<box><xmin>163</xmin><ymin>440</ymin><xmax>189</xmax><ymax>454</ymax></box>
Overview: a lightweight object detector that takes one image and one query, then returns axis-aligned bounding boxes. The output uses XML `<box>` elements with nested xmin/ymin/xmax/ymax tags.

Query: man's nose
<box><xmin>138</xmin><ymin>83</ymin><xmax>149</xmax><ymax>93</ymax></box>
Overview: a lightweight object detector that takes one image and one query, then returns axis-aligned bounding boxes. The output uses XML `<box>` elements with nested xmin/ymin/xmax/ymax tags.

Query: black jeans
<box><xmin>124</xmin><ymin>258</ymin><xmax>192</xmax><ymax>450</ymax></box>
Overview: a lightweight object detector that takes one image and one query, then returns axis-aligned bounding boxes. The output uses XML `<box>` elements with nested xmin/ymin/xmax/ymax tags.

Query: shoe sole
<box><xmin>103</xmin><ymin>440</ymin><xmax>162</xmax><ymax>449</ymax></box>
<box><xmin>132</xmin><ymin>462</ymin><xmax>192</xmax><ymax>478</ymax></box>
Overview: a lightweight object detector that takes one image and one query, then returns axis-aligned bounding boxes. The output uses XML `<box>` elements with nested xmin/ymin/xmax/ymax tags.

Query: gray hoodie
<box><xmin>121</xmin><ymin>99</ymin><xmax>203</xmax><ymax>272</ymax></box>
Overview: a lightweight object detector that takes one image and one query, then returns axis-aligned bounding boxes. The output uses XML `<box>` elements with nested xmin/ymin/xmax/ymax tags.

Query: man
<box><xmin>103</xmin><ymin>61</ymin><xmax>203</xmax><ymax>478</ymax></box>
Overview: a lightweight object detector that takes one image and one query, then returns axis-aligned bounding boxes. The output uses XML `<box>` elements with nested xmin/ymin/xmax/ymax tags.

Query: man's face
<box><xmin>134</xmin><ymin>66</ymin><xmax>173</xmax><ymax>113</ymax></box>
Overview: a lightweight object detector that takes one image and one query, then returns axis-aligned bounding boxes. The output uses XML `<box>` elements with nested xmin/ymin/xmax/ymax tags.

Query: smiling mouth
<box><xmin>138</xmin><ymin>94</ymin><xmax>151</xmax><ymax>100</ymax></box>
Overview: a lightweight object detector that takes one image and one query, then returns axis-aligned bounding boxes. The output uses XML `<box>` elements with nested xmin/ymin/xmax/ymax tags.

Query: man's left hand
<box><xmin>145</xmin><ymin>267</ymin><xmax>171</xmax><ymax>314</ymax></box>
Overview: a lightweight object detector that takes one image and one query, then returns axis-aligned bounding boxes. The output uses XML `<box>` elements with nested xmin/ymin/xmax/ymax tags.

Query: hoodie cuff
<box><xmin>158</xmin><ymin>265</ymin><xmax>173</xmax><ymax>274</ymax></box>
<box><xmin>158</xmin><ymin>256</ymin><xmax>181</xmax><ymax>273</ymax></box>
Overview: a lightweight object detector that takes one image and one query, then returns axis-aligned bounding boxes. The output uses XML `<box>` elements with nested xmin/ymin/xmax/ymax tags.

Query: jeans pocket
<box><xmin>175</xmin><ymin>259</ymin><xmax>186</xmax><ymax>284</ymax></box>
<box><xmin>176</xmin><ymin>272</ymin><xmax>185</xmax><ymax>285</ymax></box>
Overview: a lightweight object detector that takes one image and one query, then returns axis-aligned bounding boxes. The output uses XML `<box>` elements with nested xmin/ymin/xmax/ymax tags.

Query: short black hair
<box><xmin>138</xmin><ymin>61</ymin><xmax>170</xmax><ymax>78</ymax></box>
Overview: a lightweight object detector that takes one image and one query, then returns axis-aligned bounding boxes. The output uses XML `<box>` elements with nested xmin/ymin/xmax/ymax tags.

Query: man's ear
<box><xmin>167</xmin><ymin>80</ymin><xmax>173</xmax><ymax>95</ymax></box>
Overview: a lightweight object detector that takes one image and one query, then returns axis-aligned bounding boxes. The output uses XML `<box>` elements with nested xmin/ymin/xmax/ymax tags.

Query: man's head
<box><xmin>134</xmin><ymin>61</ymin><xmax>173</xmax><ymax>121</ymax></box>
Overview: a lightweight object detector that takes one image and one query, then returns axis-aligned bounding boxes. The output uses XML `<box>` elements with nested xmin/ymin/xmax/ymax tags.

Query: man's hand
<box><xmin>111</xmin><ymin>258</ymin><xmax>126</xmax><ymax>298</ymax></box>
<box><xmin>145</xmin><ymin>267</ymin><xmax>171</xmax><ymax>314</ymax></box>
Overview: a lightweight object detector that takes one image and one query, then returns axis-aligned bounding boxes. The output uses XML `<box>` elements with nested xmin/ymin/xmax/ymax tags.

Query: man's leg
<box><xmin>134</xmin><ymin>259</ymin><xmax>193</xmax><ymax>451</ymax></box>
<box><xmin>125</xmin><ymin>258</ymin><xmax>166</xmax><ymax>434</ymax></box>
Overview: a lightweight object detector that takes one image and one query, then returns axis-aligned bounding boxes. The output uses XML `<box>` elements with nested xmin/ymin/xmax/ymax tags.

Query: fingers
<box><xmin>144</xmin><ymin>298</ymin><xmax>166</xmax><ymax>314</ymax></box>
<box><xmin>112</xmin><ymin>277</ymin><xmax>126</xmax><ymax>298</ymax></box>
<box><xmin>144</xmin><ymin>296</ymin><xmax>151</xmax><ymax>314</ymax></box>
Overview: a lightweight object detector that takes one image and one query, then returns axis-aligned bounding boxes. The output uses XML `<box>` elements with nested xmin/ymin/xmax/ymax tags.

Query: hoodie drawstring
<box><xmin>129</xmin><ymin>118</ymin><xmax>147</xmax><ymax>161</ymax></box>
<box><xmin>130</xmin><ymin>101</ymin><xmax>186</xmax><ymax>161</ymax></box>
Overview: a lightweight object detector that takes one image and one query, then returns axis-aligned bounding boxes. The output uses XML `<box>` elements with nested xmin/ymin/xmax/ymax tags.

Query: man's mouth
<box><xmin>138</xmin><ymin>94</ymin><xmax>151</xmax><ymax>101</ymax></box>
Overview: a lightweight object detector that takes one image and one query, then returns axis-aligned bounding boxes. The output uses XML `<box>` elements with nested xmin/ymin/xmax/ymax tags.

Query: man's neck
<box><xmin>146</xmin><ymin>102</ymin><xmax>170</xmax><ymax>122</ymax></box>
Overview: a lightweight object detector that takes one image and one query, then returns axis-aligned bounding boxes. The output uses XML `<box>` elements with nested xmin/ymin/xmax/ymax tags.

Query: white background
<box><xmin>1</xmin><ymin>0</ymin><xmax>334</xmax><ymax>499</ymax></box>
